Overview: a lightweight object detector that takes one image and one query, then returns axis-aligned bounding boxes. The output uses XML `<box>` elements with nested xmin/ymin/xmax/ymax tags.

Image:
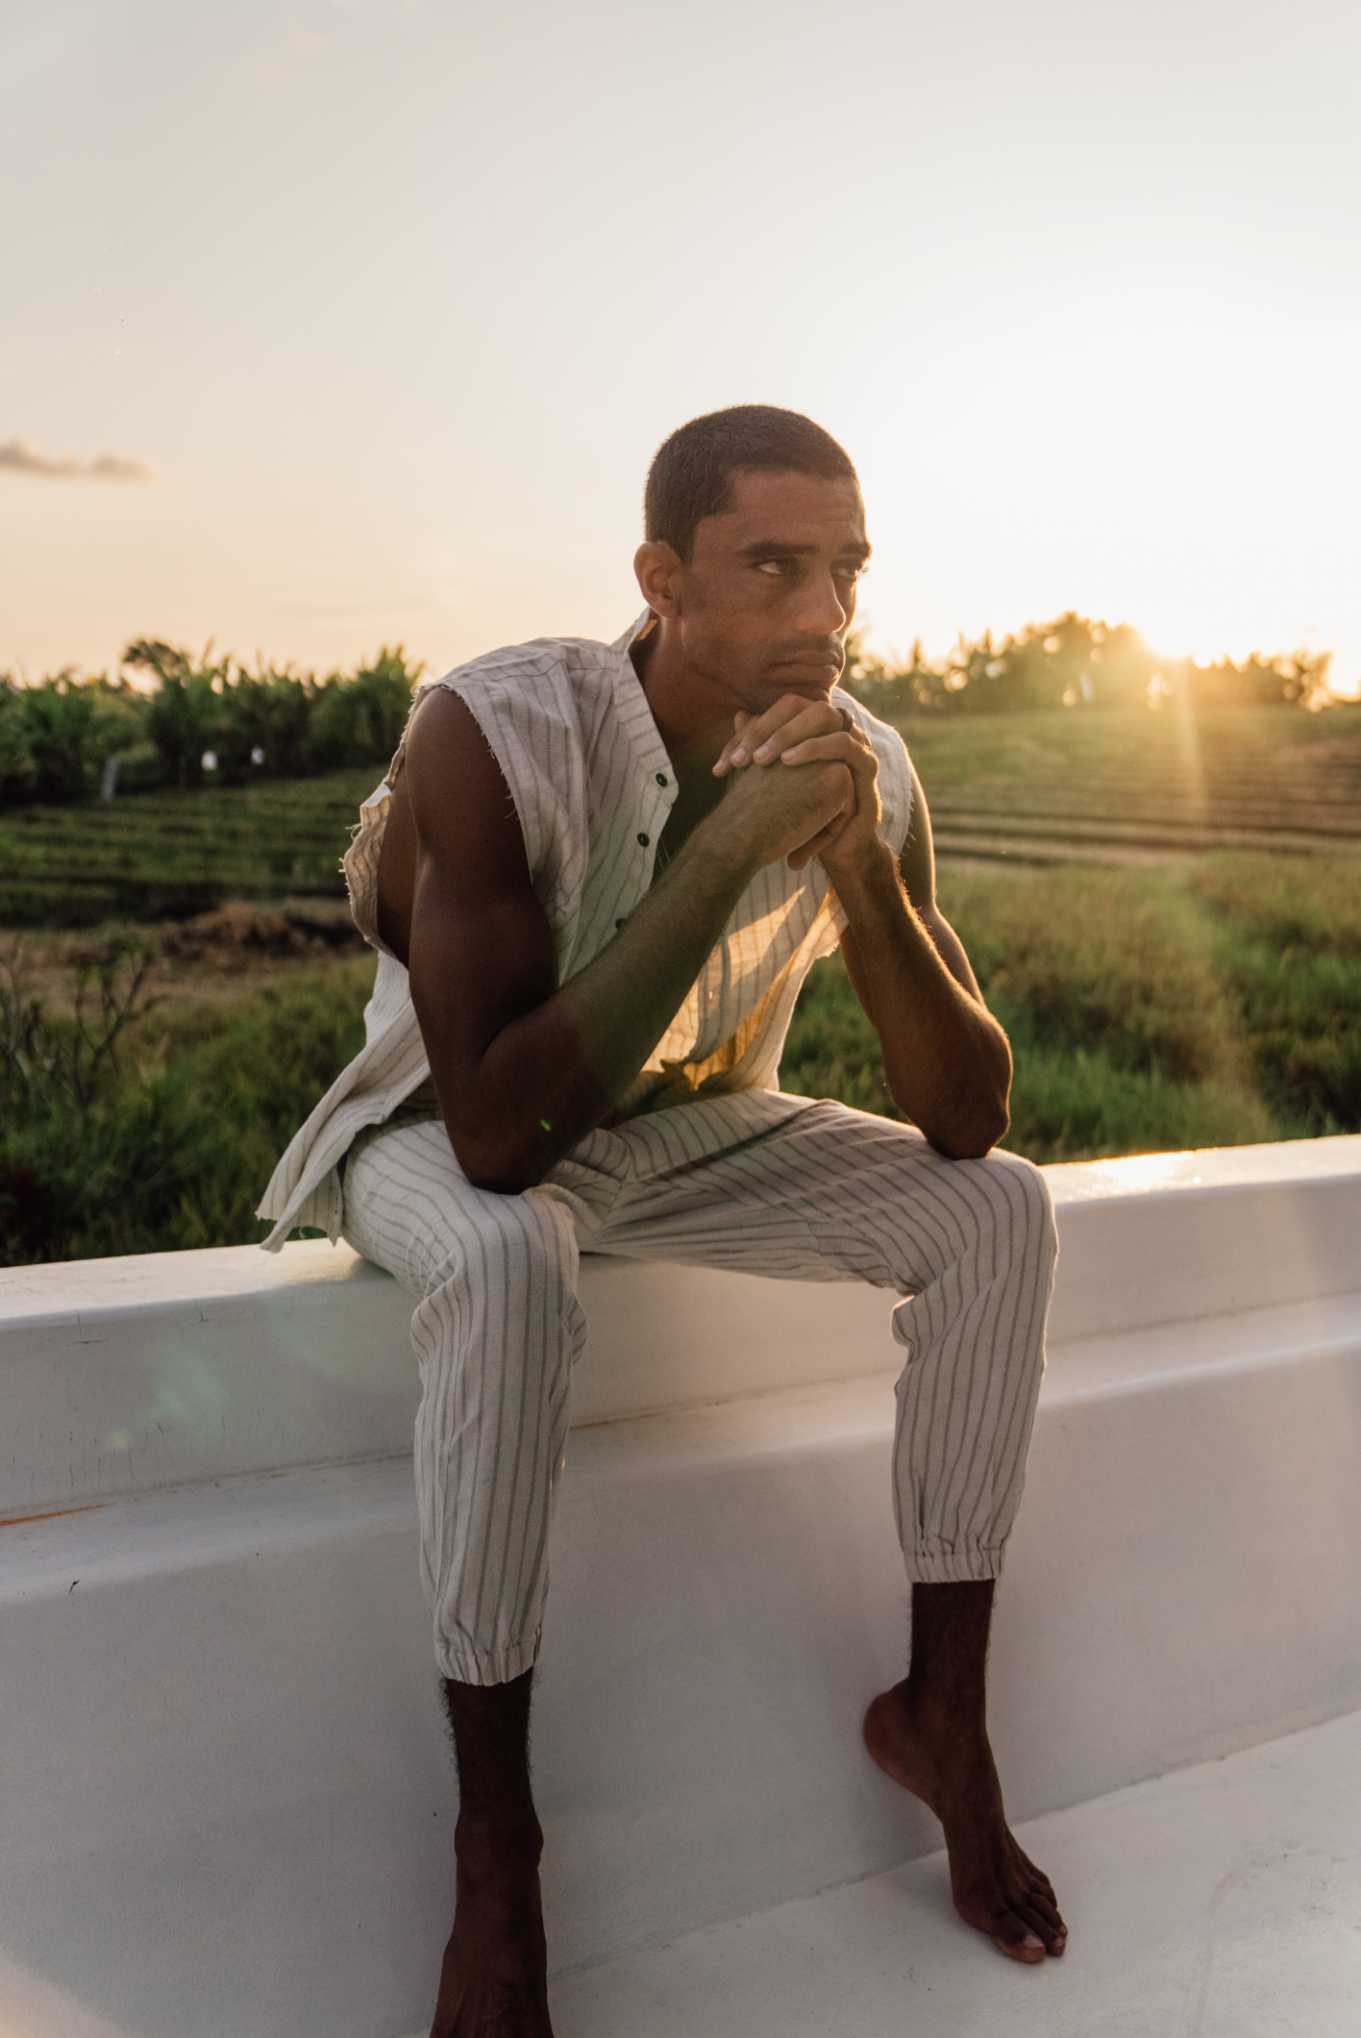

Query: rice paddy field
<box><xmin>3</xmin><ymin>704</ymin><xmax>1359</xmax><ymax>930</ymax></box>
<box><xmin>3</xmin><ymin>704</ymin><xmax>1358</xmax><ymax>1263</ymax></box>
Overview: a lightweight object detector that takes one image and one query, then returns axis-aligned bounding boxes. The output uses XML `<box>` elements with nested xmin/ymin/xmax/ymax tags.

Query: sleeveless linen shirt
<box><xmin>253</xmin><ymin>608</ymin><xmax>914</xmax><ymax>1253</ymax></box>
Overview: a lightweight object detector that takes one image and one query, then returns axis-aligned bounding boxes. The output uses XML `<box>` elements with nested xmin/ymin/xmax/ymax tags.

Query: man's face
<box><xmin>671</xmin><ymin>467</ymin><xmax>870</xmax><ymax>708</ymax></box>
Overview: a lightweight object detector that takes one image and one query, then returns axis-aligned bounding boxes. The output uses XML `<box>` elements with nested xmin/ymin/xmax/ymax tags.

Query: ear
<box><xmin>634</xmin><ymin>540</ymin><xmax>684</xmax><ymax>620</ymax></box>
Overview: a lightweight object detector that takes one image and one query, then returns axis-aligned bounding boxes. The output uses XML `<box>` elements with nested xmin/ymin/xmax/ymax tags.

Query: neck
<box><xmin>630</xmin><ymin>620</ymin><xmax>733</xmax><ymax>801</ymax></box>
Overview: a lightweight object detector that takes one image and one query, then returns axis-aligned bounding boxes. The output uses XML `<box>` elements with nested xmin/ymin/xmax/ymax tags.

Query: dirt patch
<box><xmin>153</xmin><ymin>898</ymin><xmax>362</xmax><ymax>964</ymax></box>
<box><xmin>2</xmin><ymin>898</ymin><xmax>369</xmax><ymax>1019</ymax></box>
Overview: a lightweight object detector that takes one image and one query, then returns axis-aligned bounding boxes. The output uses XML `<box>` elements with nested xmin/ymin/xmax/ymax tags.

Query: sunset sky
<box><xmin>5</xmin><ymin>0</ymin><xmax>1359</xmax><ymax>694</ymax></box>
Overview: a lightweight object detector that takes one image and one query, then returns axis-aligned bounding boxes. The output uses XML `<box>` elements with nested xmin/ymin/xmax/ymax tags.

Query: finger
<box><xmin>788</xmin><ymin>815</ymin><xmax>846</xmax><ymax>871</ymax></box>
<box><xmin>743</xmin><ymin>698</ymin><xmax>845</xmax><ymax>767</ymax></box>
<box><xmin>712</xmin><ymin>710</ymin><xmax>754</xmax><ymax>777</ymax></box>
<box><xmin>779</xmin><ymin>731</ymin><xmax>869</xmax><ymax>768</ymax></box>
<box><xmin>754</xmin><ymin>714</ymin><xmax>843</xmax><ymax>763</ymax></box>
<box><xmin>714</xmin><ymin>720</ymin><xmax>755</xmax><ymax>775</ymax></box>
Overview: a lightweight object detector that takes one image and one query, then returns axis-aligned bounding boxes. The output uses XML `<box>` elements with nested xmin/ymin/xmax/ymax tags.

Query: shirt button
<box><xmin>655</xmin><ymin>771</ymin><xmax>668</xmax><ymax>786</ymax></box>
<box><xmin>638</xmin><ymin>831</ymin><xmax>650</xmax><ymax>847</ymax></box>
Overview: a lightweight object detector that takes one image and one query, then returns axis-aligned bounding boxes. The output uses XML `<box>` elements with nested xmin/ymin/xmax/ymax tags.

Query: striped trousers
<box><xmin>339</xmin><ymin>1088</ymin><xmax>1059</xmax><ymax>1687</ymax></box>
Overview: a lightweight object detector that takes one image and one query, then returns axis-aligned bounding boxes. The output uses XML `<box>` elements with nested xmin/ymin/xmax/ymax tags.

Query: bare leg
<box><xmin>430</xmin><ymin>1668</ymin><xmax>555</xmax><ymax>2037</ymax></box>
<box><xmin>863</xmin><ymin>1580</ymin><xmax>1068</xmax><ymax>1963</ymax></box>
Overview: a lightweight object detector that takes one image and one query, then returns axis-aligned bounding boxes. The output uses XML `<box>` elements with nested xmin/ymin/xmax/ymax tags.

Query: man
<box><xmin>255</xmin><ymin>404</ymin><xmax>1066</xmax><ymax>2037</ymax></box>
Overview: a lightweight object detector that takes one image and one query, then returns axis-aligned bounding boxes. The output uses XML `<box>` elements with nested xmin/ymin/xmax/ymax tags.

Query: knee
<box><xmin>938</xmin><ymin>1149</ymin><xmax>1059</xmax><ymax>1276</ymax></box>
<box><xmin>987</xmin><ymin>1151</ymin><xmax>1059</xmax><ymax>1271</ymax></box>
<box><xmin>420</xmin><ymin>1194</ymin><xmax>575</xmax><ymax>1304</ymax></box>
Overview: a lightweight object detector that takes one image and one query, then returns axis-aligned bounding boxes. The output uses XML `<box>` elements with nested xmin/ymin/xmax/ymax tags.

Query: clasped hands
<box><xmin>711</xmin><ymin>692</ymin><xmax>882</xmax><ymax>878</ymax></box>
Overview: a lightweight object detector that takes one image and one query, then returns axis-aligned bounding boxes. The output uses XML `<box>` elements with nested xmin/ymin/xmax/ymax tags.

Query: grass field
<box><xmin>897</xmin><ymin>702</ymin><xmax>1361</xmax><ymax>864</ymax></box>
<box><xmin>3</xmin><ymin>704</ymin><xmax>1359</xmax><ymax>928</ymax></box>
<box><xmin>4</xmin><ymin>849</ymin><xmax>1357</xmax><ymax>1264</ymax></box>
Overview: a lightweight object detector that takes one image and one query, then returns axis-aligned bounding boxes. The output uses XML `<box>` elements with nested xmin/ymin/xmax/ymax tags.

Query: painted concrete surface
<box><xmin>2</xmin><ymin>1133</ymin><xmax>1358</xmax><ymax>1515</ymax></box>
<box><xmin>549</xmin><ymin>1704</ymin><xmax>1361</xmax><ymax>2038</ymax></box>
<box><xmin>3</xmin><ymin>1296</ymin><xmax>1360</xmax><ymax>2035</ymax></box>
<box><xmin>2</xmin><ymin>1138</ymin><xmax>1358</xmax><ymax>2035</ymax></box>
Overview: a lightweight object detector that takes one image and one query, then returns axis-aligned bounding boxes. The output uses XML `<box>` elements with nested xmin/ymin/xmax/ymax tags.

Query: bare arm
<box><xmin>403</xmin><ymin>688</ymin><xmax>769</xmax><ymax>1193</ymax></box>
<box><xmin>836</xmin><ymin>758</ymin><xmax>1012</xmax><ymax>1159</ymax></box>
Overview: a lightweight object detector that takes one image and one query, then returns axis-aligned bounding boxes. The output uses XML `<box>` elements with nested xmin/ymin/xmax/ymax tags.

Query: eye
<box><xmin>753</xmin><ymin>558</ymin><xmax>868</xmax><ymax>579</ymax></box>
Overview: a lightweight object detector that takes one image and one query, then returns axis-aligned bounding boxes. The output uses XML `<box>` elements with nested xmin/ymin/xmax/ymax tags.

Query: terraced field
<box><xmin>0</xmin><ymin>775</ymin><xmax>379</xmax><ymax>929</ymax></box>
<box><xmin>2</xmin><ymin>706</ymin><xmax>1358</xmax><ymax>928</ymax></box>
<box><xmin>901</xmin><ymin>705</ymin><xmax>1361</xmax><ymax>867</ymax></box>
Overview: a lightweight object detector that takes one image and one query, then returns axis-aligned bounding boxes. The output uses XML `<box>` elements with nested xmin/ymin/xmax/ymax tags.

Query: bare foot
<box><xmin>429</xmin><ymin>1812</ymin><xmax>555</xmax><ymax>2037</ymax></box>
<box><xmin>863</xmin><ymin>1683</ymin><xmax>1067</xmax><ymax>1965</ymax></box>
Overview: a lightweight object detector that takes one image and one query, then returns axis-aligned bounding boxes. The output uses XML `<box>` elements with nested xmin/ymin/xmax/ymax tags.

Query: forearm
<box><xmin>834</xmin><ymin>842</ymin><xmax>1012</xmax><ymax>1158</ymax></box>
<box><xmin>472</xmin><ymin>816</ymin><xmax>761</xmax><ymax>1191</ymax></box>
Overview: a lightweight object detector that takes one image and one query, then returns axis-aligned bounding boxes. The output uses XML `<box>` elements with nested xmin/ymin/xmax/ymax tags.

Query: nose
<box><xmin>794</xmin><ymin>570</ymin><xmax>850</xmax><ymax>640</ymax></box>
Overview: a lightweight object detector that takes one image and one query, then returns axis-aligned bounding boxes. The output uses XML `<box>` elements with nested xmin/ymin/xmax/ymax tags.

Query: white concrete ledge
<box><xmin>2</xmin><ymin>1135</ymin><xmax>1359</xmax><ymax>2037</ymax></box>
<box><xmin>3</xmin><ymin>1135</ymin><xmax>1358</xmax><ymax>1516</ymax></box>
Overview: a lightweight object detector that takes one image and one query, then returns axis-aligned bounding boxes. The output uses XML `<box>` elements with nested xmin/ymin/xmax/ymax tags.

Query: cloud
<box><xmin>0</xmin><ymin>437</ymin><xmax>155</xmax><ymax>482</ymax></box>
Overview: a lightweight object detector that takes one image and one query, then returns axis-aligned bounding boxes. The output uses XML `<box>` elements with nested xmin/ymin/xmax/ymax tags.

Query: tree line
<box><xmin>840</xmin><ymin>613</ymin><xmax>1337</xmax><ymax>717</ymax></box>
<box><xmin>0</xmin><ymin>640</ymin><xmax>424</xmax><ymax>808</ymax></box>
<box><xmin>0</xmin><ymin>615</ymin><xmax>1346</xmax><ymax>810</ymax></box>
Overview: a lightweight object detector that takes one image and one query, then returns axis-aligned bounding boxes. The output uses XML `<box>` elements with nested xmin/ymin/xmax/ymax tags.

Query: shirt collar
<box><xmin>611</xmin><ymin>606</ymin><xmax>658</xmax><ymax>655</ymax></box>
<box><xmin>608</xmin><ymin>608</ymin><xmax>676</xmax><ymax>801</ymax></box>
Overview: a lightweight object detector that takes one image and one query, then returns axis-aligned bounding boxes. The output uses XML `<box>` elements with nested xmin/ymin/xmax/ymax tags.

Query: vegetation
<box><xmin>2</xmin><ymin>615</ymin><xmax>1355</xmax><ymax>821</ymax></box>
<box><xmin>4</xmin><ymin>654</ymin><xmax>1355</xmax><ymax>1264</ymax></box>
<box><xmin>4</xmin><ymin>852</ymin><xmax>1357</xmax><ymax>1264</ymax></box>
<box><xmin>841</xmin><ymin>615</ymin><xmax>1341</xmax><ymax>714</ymax></box>
<box><xmin>0</xmin><ymin>640</ymin><xmax>424</xmax><ymax>811</ymax></box>
<box><xmin>4</xmin><ymin>704</ymin><xmax>1360</xmax><ymax>930</ymax></box>
<box><xmin>0</xmin><ymin>932</ymin><xmax>373</xmax><ymax>1264</ymax></box>
<box><xmin>785</xmin><ymin>856</ymin><xmax>1360</xmax><ymax>1155</ymax></box>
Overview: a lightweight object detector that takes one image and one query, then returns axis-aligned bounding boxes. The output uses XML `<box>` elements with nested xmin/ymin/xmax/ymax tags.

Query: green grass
<box><xmin>0</xmin><ymin>770</ymin><xmax>380</xmax><ymax>927</ymax></box>
<box><xmin>892</xmin><ymin>700</ymin><xmax>1361</xmax><ymax>797</ymax></box>
<box><xmin>5</xmin><ymin>850</ymin><xmax>1357</xmax><ymax>1262</ymax></box>
<box><xmin>4</xmin><ymin>705</ymin><xmax>1361</xmax><ymax>927</ymax></box>
<box><xmin>781</xmin><ymin>851</ymin><xmax>1360</xmax><ymax>1161</ymax></box>
<box><xmin>0</xmin><ymin>952</ymin><xmax>375</xmax><ymax>1263</ymax></box>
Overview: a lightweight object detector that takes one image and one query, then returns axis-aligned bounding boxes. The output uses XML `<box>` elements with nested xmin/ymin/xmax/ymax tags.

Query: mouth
<box><xmin>776</xmin><ymin>659</ymin><xmax>842</xmax><ymax>681</ymax></box>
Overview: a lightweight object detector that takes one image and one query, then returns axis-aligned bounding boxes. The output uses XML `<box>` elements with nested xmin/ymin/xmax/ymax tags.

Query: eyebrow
<box><xmin>736</xmin><ymin>539</ymin><xmax>873</xmax><ymax>562</ymax></box>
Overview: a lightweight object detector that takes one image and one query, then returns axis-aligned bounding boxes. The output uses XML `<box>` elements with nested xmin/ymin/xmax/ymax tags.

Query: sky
<box><xmin>4</xmin><ymin>0</ymin><xmax>1360</xmax><ymax>695</ymax></box>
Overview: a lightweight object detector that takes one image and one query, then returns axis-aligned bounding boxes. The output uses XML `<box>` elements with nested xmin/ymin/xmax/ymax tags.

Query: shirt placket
<box><xmin>612</xmin><ymin>620</ymin><xmax>714</xmax><ymax>1058</ymax></box>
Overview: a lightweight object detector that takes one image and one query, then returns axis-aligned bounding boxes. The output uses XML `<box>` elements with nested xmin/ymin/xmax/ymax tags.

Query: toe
<box><xmin>995</xmin><ymin>1923</ymin><xmax>1047</xmax><ymax>1964</ymax></box>
<box><xmin>1021</xmin><ymin>1877</ymin><xmax>1065</xmax><ymax>1937</ymax></box>
<box><xmin>970</xmin><ymin>1904</ymin><xmax>1046</xmax><ymax>1964</ymax></box>
<box><xmin>1013</xmin><ymin>1890</ymin><xmax>1065</xmax><ymax>1953</ymax></box>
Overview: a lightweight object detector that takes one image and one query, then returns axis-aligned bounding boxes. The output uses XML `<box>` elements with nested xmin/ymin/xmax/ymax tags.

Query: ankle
<box><xmin>899</xmin><ymin>1680</ymin><xmax>987</xmax><ymax>1748</ymax></box>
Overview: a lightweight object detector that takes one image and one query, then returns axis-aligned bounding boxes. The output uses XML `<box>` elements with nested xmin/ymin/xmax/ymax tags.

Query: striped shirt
<box><xmin>253</xmin><ymin>607</ymin><xmax>914</xmax><ymax>1252</ymax></box>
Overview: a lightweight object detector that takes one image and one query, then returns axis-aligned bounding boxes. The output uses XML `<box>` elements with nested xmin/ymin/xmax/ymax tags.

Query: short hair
<box><xmin>644</xmin><ymin>404</ymin><xmax>859</xmax><ymax>562</ymax></box>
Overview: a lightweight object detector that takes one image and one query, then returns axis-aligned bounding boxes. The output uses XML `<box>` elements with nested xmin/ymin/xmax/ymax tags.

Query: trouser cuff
<box><xmin>905</xmin><ymin>1540</ymin><xmax>1008</xmax><ymax>1585</ymax></box>
<box><xmin>435</xmin><ymin>1632</ymin><xmax>541</xmax><ymax>1686</ymax></box>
